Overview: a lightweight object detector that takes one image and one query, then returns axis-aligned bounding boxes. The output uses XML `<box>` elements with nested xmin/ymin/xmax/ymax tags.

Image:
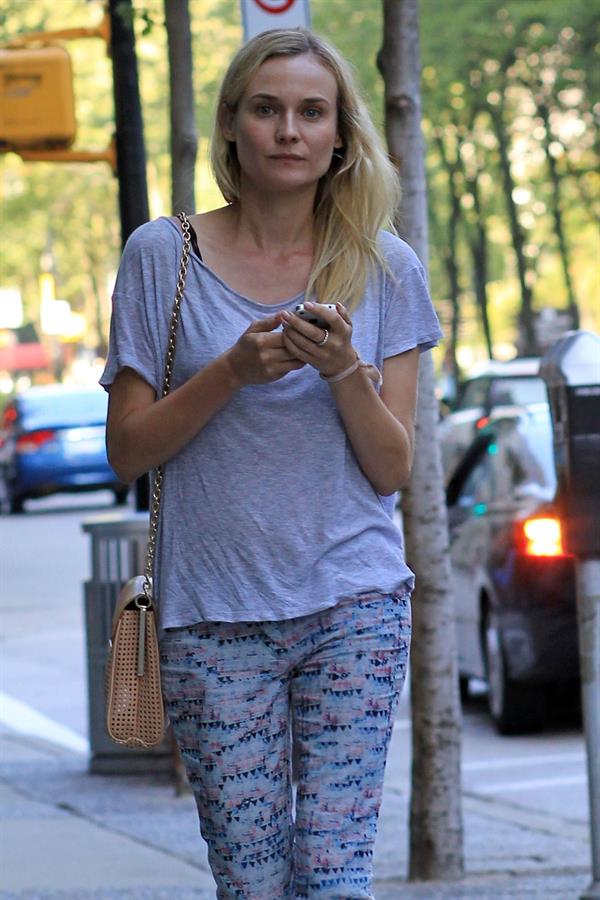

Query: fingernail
<box><xmin>304</xmin><ymin>302</ymin><xmax>314</xmax><ymax>309</ymax></box>
<box><xmin>281</xmin><ymin>310</ymin><xmax>291</xmax><ymax>320</ymax></box>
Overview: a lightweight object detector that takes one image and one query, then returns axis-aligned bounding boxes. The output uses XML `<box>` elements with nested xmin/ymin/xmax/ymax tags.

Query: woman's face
<box><xmin>222</xmin><ymin>53</ymin><xmax>343</xmax><ymax>197</ymax></box>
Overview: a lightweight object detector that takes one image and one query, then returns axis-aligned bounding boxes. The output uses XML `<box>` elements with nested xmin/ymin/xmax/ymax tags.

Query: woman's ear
<box><xmin>219</xmin><ymin>102</ymin><xmax>236</xmax><ymax>142</ymax></box>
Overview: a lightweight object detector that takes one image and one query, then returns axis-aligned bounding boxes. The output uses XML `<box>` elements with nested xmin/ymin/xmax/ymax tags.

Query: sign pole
<box><xmin>240</xmin><ymin>0</ymin><xmax>311</xmax><ymax>42</ymax></box>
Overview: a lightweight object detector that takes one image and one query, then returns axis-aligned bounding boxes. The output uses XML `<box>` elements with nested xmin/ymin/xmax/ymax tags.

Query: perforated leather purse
<box><xmin>105</xmin><ymin>212</ymin><xmax>192</xmax><ymax>749</ymax></box>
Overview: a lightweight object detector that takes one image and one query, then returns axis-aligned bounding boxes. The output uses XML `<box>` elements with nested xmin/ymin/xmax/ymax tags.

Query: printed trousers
<box><xmin>159</xmin><ymin>588</ymin><xmax>411</xmax><ymax>899</ymax></box>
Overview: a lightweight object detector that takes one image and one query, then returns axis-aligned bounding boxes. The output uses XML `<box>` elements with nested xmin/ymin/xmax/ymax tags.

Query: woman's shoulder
<box><xmin>122</xmin><ymin>216</ymin><xmax>180</xmax><ymax>259</ymax></box>
<box><xmin>377</xmin><ymin>229</ymin><xmax>424</xmax><ymax>276</ymax></box>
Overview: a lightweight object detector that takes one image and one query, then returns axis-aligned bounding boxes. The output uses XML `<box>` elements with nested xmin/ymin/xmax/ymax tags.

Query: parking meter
<box><xmin>539</xmin><ymin>330</ymin><xmax>600</xmax><ymax>557</ymax></box>
<box><xmin>540</xmin><ymin>329</ymin><xmax>600</xmax><ymax>900</ymax></box>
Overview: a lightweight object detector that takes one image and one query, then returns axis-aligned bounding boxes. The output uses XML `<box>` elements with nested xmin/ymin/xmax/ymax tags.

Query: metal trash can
<box><xmin>82</xmin><ymin>512</ymin><xmax>172</xmax><ymax>774</ymax></box>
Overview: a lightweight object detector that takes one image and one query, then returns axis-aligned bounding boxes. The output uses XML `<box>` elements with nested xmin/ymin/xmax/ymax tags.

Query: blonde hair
<box><xmin>210</xmin><ymin>28</ymin><xmax>400</xmax><ymax>310</ymax></box>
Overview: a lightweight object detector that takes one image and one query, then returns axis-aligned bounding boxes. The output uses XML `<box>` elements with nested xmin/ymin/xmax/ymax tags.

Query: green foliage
<box><xmin>420</xmin><ymin>0</ymin><xmax>599</xmax><ymax>361</ymax></box>
<box><xmin>0</xmin><ymin>0</ymin><xmax>597</xmax><ymax>367</ymax></box>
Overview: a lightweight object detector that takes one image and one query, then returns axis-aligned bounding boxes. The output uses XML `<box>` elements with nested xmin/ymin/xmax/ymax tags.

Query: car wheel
<box><xmin>459</xmin><ymin>674</ymin><xmax>471</xmax><ymax>704</ymax></box>
<box><xmin>113</xmin><ymin>487</ymin><xmax>129</xmax><ymax>507</ymax></box>
<box><xmin>8</xmin><ymin>493</ymin><xmax>24</xmax><ymax>515</ymax></box>
<box><xmin>484</xmin><ymin>609</ymin><xmax>545</xmax><ymax>735</ymax></box>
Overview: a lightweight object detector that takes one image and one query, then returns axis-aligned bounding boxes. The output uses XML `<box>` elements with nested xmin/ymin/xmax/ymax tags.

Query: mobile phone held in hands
<box><xmin>294</xmin><ymin>303</ymin><xmax>337</xmax><ymax>329</ymax></box>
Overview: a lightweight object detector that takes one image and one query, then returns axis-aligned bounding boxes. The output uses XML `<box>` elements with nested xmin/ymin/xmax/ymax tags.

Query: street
<box><xmin>0</xmin><ymin>493</ymin><xmax>592</xmax><ymax>897</ymax></box>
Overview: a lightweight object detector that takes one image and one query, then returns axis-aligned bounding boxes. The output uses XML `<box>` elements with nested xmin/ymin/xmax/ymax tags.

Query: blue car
<box><xmin>0</xmin><ymin>384</ymin><xmax>128</xmax><ymax>514</ymax></box>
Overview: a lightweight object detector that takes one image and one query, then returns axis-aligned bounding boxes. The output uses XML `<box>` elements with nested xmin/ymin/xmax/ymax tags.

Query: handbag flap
<box><xmin>111</xmin><ymin>575</ymin><xmax>154</xmax><ymax>638</ymax></box>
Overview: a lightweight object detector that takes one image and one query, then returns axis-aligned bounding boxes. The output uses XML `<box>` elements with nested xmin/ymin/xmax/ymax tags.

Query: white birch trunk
<box><xmin>165</xmin><ymin>0</ymin><xmax>197</xmax><ymax>214</ymax></box>
<box><xmin>379</xmin><ymin>0</ymin><xmax>464</xmax><ymax>880</ymax></box>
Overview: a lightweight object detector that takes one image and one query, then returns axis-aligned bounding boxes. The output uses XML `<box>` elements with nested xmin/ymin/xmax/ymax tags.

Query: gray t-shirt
<box><xmin>100</xmin><ymin>216</ymin><xmax>442</xmax><ymax>628</ymax></box>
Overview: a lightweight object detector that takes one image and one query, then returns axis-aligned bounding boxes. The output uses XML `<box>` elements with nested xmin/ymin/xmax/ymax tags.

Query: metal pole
<box><xmin>577</xmin><ymin>558</ymin><xmax>600</xmax><ymax>900</ymax></box>
<box><xmin>108</xmin><ymin>0</ymin><xmax>150</xmax><ymax>511</ymax></box>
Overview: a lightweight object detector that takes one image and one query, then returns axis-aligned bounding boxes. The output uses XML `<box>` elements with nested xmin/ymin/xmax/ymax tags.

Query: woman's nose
<box><xmin>275</xmin><ymin>111</ymin><xmax>300</xmax><ymax>142</ymax></box>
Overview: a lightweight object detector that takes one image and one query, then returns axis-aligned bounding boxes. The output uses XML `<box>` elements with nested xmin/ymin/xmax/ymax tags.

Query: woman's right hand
<box><xmin>225</xmin><ymin>314</ymin><xmax>306</xmax><ymax>387</ymax></box>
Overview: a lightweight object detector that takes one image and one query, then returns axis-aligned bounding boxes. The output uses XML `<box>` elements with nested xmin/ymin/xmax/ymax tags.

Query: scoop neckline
<box><xmin>164</xmin><ymin>216</ymin><xmax>307</xmax><ymax>311</ymax></box>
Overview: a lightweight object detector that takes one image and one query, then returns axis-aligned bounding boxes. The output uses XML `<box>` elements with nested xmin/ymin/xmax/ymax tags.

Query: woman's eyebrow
<box><xmin>249</xmin><ymin>92</ymin><xmax>330</xmax><ymax>105</ymax></box>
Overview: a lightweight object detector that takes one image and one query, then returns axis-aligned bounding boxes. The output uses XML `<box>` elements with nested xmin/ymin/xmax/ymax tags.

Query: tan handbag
<box><xmin>105</xmin><ymin>212</ymin><xmax>193</xmax><ymax>749</ymax></box>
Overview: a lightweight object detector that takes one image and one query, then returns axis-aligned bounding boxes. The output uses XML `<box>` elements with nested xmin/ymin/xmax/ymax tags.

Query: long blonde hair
<box><xmin>210</xmin><ymin>28</ymin><xmax>400</xmax><ymax>310</ymax></box>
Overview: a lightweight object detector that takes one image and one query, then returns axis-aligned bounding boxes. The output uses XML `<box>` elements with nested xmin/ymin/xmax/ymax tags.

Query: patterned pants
<box><xmin>159</xmin><ymin>588</ymin><xmax>411</xmax><ymax>899</ymax></box>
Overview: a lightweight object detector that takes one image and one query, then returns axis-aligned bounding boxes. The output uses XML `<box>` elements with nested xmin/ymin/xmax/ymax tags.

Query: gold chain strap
<box><xmin>143</xmin><ymin>211</ymin><xmax>192</xmax><ymax>599</ymax></box>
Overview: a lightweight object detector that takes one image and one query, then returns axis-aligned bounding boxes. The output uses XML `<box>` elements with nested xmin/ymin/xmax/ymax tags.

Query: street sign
<box><xmin>240</xmin><ymin>0</ymin><xmax>311</xmax><ymax>42</ymax></box>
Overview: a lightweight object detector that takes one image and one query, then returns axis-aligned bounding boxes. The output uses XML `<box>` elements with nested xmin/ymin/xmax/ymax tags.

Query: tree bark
<box><xmin>488</xmin><ymin>100</ymin><xmax>536</xmax><ymax>356</ymax></box>
<box><xmin>459</xmin><ymin>141</ymin><xmax>493</xmax><ymax>358</ymax></box>
<box><xmin>435</xmin><ymin>131</ymin><xmax>461</xmax><ymax>378</ymax></box>
<box><xmin>164</xmin><ymin>0</ymin><xmax>197</xmax><ymax>214</ymax></box>
<box><xmin>379</xmin><ymin>0</ymin><xmax>464</xmax><ymax>881</ymax></box>
<box><xmin>537</xmin><ymin>98</ymin><xmax>579</xmax><ymax>329</ymax></box>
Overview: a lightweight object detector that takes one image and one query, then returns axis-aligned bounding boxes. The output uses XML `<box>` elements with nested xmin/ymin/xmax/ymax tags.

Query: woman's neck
<box><xmin>227</xmin><ymin>184</ymin><xmax>316</xmax><ymax>258</ymax></box>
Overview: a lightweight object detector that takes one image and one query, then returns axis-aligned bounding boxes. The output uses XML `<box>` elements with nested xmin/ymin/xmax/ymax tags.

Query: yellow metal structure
<box><xmin>0</xmin><ymin>44</ymin><xmax>76</xmax><ymax>149</ymax></box>
<box><xmin>0</xmin><ymin>8</ymin><xmax>115</xmax><ymax>170</ymax></box>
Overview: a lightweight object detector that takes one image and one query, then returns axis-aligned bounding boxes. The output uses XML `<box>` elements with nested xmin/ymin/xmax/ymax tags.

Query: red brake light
<box><xmin>519</xmin><ymin>516</ymin><xmax>566</xmax><ymax>558</ymax></box>
<box><xmin>15</xmin><ymin>429</ymin><xmax>56</xmax><ymax>454</ymax></box>
<box><xmin>2</xmin><ymin>405</ymin><xmax>17</xmax><ymax>428</ymax></box>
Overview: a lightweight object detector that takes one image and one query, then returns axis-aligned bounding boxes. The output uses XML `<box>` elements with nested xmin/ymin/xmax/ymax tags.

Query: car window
<box><xmin>485</xmin><ymin>409</ymin><xmax>556</xmax><ymax>502</ymax></box>
<box><xmin>19</xmin><ymin>390</ymin><xmax>109</xmax><ymax>429</ymax></box>
<box><xmin>488</xmin><ymin>376</ymin><xmax>547</xmax><ymax>408</ymax></box>
<box><xmin>455</xmin><ymin>378</ymin><xmax>489</xmax><ymax>412</ymax></box>
<box><xmin>452</xmin><ymin>407</ymin><xmax>556</xmax><ymax>508</ymax></box>
<box><xmin>455</xmin><ymin>450</ymin><xmax>494</xmax><ymax>507</ymax></box>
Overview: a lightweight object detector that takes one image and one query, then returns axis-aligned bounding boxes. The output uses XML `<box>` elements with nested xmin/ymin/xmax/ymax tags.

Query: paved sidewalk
<box><xmin>0</xmin><ymin>722</ymin><xmax>592</xmax><ymax>899</ymax></box>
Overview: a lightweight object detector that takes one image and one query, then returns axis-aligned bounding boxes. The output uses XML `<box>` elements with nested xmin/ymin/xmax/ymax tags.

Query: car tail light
<box><xmin>15</xmin><ymin>429</ymin><xmax>56</xmax><ymax>454</ymax></box>
<box><xmin>519</xmin><ymin>516</ymin><xmax>567</xmax><ymax>557</ymax></box>
<box><xmin>2</xmin><ymin>406</ymin><xmax>17</xmax><ymax>427</ymax></box>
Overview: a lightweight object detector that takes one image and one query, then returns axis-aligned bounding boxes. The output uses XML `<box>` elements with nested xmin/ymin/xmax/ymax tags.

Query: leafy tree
<box><xmin>1</xmin><ymin>0</ymin><xmax>597</xmax><ymax>369</ymax></box>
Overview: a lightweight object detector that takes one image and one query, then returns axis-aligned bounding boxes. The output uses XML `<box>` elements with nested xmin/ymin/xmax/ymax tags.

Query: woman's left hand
<box><xmin>278</xmin><ymin>302</ymin><xmax>356</xmax><ymax>378</ymax></box>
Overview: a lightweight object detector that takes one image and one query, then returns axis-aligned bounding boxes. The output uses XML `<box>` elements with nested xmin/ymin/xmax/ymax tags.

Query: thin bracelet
<box><xmin>320</xmin><ymin>356</ymin><xmax>383</xmax><ymax>387</ymax></box>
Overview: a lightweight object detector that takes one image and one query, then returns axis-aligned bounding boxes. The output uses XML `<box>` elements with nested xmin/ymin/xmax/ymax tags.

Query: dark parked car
<box><xmin>439</xmin><ymin>357</ymin><xmax>547</xmax><ymax>481</ymax></box>
<box><xmin>445</xmin><ymin>402</ymin><xmax>578</xmax><ymax>734</ymax></box>
<box><xmin>0</xmin><ymin>384</ymin><xmax>127</xmax><ymax>513</ymax></box>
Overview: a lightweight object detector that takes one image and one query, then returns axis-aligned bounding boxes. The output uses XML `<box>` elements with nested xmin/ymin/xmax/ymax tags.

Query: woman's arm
<box><xmin>280</xmin><ymin>303</ymin><xmax>419</xmax><ymax>495</ymax></box>
<box><xmin>106</xmin><ymin>313</ymin><xmax>304</xmax><ymax>483</ymax></box>
<box><xmin>327</xmin><ymin>348</ymin><xmax>418</xmax><ymax>495</ymax></box>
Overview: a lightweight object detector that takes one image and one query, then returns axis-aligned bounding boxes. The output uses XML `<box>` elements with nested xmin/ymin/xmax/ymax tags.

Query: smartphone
<box><xmin>294</xmin><ymin>303</ymin><xmax>337</xmax><ymax>329</ymax></box>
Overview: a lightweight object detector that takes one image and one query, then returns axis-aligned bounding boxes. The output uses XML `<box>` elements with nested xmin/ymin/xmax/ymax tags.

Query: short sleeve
<box><xmin>99</xmin><ymin>226</ymin><xmax>163</xmax><ymax>394</ymax></box>
<box><xmin>383</xmin><ymin>261</ymin><xmax>443</xmax><ymax>359</ymax></box>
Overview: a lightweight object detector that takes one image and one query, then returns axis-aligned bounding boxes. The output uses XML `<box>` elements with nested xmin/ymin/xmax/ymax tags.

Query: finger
<box><xmin>286</xmin><ymin>332</ymin><xmax>317</xmax><ymax>365</ymax></box>
<box><xmin>262</xmin><ymin>332</ymin><xmax>289</xmax><ymax>348</ymax></box>
<box><xmin>279</xmin><ymin>359</ymin><xmax>306</xmax><ymax>373</ymax></box>
<box><xmin>335</xmin><ymin>302</ymin><xmax>352</xmax><ymax>325</ymax></box>
<box><xmin>246</xmin><ymin>314</ymin><xmax>280</xmax><ymax>334</ymax></box>
<box><xmin>283</xmin><ymin>328</ymin><xmax>323</xmax><ymax>359</ymax></box>
<box><xmin>280</xmin><ymin>311</ymin><xmax>325</xmax><ymax>343</ymax></box>
<box><xmin>299</xmin><ymin>302</ymin><xmax>340</xmax><ymax>328</ymax></box>
<box><xmin>271</xmin><ymin>346</ymin><xmax>303</xmax><ymax>363</ymax></box>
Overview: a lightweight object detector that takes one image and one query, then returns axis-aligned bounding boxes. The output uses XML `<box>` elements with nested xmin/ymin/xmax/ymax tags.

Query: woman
<box><xmin>101</xmin><ymin>27</ymin><xmax>442</xmax><ymax>900</ymax></box>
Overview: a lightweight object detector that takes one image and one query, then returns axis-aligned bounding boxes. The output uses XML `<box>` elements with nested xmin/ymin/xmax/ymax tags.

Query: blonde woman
<box><xmin>102</xmin><ymin>27</ymin><xmax>442</xmax><ymax>900</ymax></box>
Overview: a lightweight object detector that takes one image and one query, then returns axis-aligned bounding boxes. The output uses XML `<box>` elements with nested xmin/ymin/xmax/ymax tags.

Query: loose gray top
<box><xmin>100</xmin><ymin>216</ymin><xmax>442</xmax><ymax>628</ymax></box>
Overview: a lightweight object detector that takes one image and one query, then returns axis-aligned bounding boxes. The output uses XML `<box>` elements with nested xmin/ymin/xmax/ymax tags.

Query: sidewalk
<box><xmin>0</xmin><ymin>721</ymin><xmax>592</xmax><ymax>899</ymax></box>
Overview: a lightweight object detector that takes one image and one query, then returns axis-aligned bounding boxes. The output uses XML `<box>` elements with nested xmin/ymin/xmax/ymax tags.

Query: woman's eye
<box><xmin>256</xmin><ymin>105</ymin><xmax>274</xmax><ymax>116</ymax></box>
<box><xmin>304</xmin><ymin>107</ymin><xmax>322</xmax><ymax>119</ymax></box>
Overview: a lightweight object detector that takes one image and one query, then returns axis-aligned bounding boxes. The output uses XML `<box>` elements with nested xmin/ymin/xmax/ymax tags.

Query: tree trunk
<box><xmin>464</xmin><ymin>170</ymin><xmax>493</xmax><ymax>359</ymax></box>
<box><xmin>537</xmin><ymin>99</ymin><xmax>580</xmax><ymax>329</ymax></box>
<box><xmin>488</xmin><ymin>101</ymin><xmax>536</xmax><ymax>355</ymax></box>
<box><xmin>164</xmin><ymin>0</ymin><xmax>197</xmax><ymax>214</ymax></box>
<box><xmin>435</xmin><ymin>132</ymin><xmax>461</xmax><ymax>379</ymax></box>
<box><xmin>379</xmin><ymin>0</ymin><xmax>464</xmax><ymax>881</ymax></box>
<box><xmin>428</xmin><ymin>200</ymin><xmax>460</xmax><ymax>389</ymax></box>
